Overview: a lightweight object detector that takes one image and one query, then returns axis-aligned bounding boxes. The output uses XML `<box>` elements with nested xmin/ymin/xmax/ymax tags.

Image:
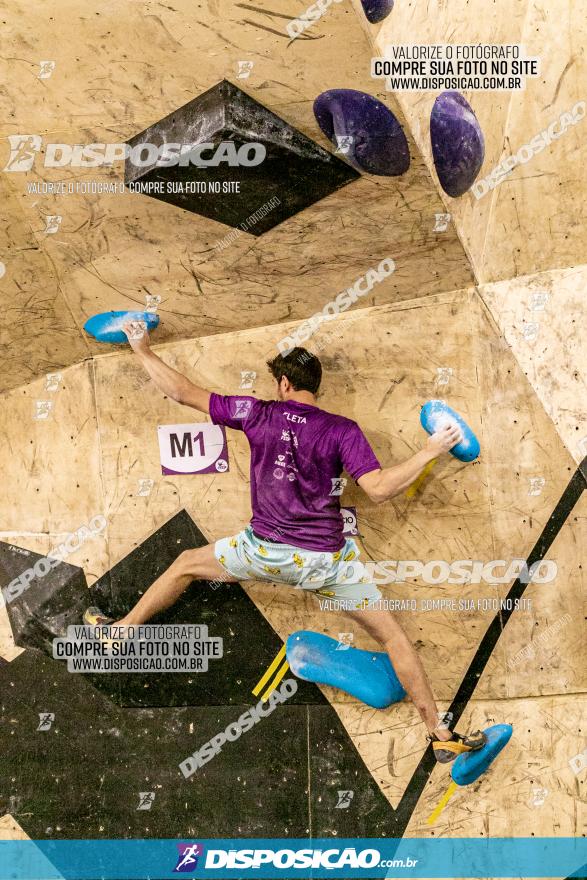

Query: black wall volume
<box><xmin>125</xmin><ymin>80</ymin><xmax>359</xmax><ymax>235</ymax></box>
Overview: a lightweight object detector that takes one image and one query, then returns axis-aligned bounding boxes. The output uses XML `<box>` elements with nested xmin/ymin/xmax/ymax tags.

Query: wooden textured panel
<box><xmin>404</xmin><ymin>695</ymin><xmax>586</xmax><ymax>837</ymax></box>
<box><xmin>373</xmin><ymin>0</ymin><xmax>528</xmax><ymax>278</ymax></box>
<box><xmin>481</xmin><ymin>0</ymin><xmax>587</xmax><ymax>280</ymax></box>
<box><xmin>474</xmin><ymin>299</ymin><xmax>584</xmax><ymax>701</ymax></box>
<box><xmin>0</xmin><ymin>362</ymin><xmax>103</xmax><ymax>534</ymax></box>
<box><xmin>0</xmin><ymin>176</ymin><xmax>89</xmax><ymax>393</ymax></box>
<box><xmin>0</xmin><ymin>0</ymin><xmax>475</xmax><ymax>384</ymax></box>
<box><xmin>373</xmin><ymin>0</ymin><xmax>586</xmax><ymax>283</ymax></box>
<box><xmin>481</xmin><ymin>266</ymin><xmax>587</xmax><ymax>463</ymax></box>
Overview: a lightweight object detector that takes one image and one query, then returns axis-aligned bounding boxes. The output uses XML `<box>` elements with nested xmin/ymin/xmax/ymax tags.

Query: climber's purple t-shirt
<box><xmin>209</xmin><ymin>395</ymin><xmax>380</xmax><ymax>552</ymax></box>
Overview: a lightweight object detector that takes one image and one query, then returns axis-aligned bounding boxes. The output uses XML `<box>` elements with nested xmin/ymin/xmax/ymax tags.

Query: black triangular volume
<box><xmin>0</xmin><ymin>541</ymin><xmax>88</xmax><ymax>654</ymax></box>
<box><xmin>0</xmin><ymin>635</ymin><xmax>396</xmax><ymax>839</ymax></box>
<box><xmin>309</xmin><ymin>705</ymin><xmax>401</xmax><ymax>837</ymax></box>
<box><xmin>124</xmin><ymin>79</ymin><xmax>358</xmax><ymax>235</ymax></box>
<box><xmin>0</xmin><ymin>511</ymin><xmax>396</xmax><ymax>839</ymax></box>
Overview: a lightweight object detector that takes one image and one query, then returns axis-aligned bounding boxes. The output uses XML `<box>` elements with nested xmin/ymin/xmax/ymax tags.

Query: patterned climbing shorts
<box><xmin>214</xmin><ymin>525</ymin><xmax>381</xmax><ymax>610</ymax></box>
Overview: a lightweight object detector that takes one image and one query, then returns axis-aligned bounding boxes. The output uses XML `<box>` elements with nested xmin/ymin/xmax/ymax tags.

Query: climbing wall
<box><xmin>368</xmin><ymin>0</ymin><xmax>587</xmax><ymax>474</ymax></box>
<box><xmin>0</xmin><ymin>0</ymin><xmax>474</xmax><ymax>394</ymax></box>
<box><xmin>0</xmin><ymin>0</ymin><xmax>585</xmax><ymax>876</ymax></box>
<box><xmin>1</xmin><ymin>289</ymin><xmax>584</xmax><ymax>853</ymax></box>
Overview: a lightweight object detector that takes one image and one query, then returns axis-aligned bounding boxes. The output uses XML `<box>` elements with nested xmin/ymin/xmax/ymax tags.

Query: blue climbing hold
<box><xmin>430</xmin><ymin>91</ymin><xmax>485</xmax><ymax>197</ymax></box>
<box><xmin>420</xmin><ymin>399</ymin><xmax>480</xmax><ymax>462</ymax></box>
<box><xmin>361</xmin><ymin>0</ymin><xmax>394</xmax><ymax>24</ymax></box>
<box><xmin>84</xmin><ymin>310</ymin><xmax>159</xmax><ymax>344</ymax></box>
<box><xmin>451</xmin><ymin>724</ymin><xmax>513</xmax><ymax>785</ymax></box>
<box><xmin>286</xmin><ymin>630</ymin><xmax>406</xmax><ymax>709</ymax></box>
<box><xmin>313</xmin><ymin>89</ymin><xmax>410</xmax><ymax>177</ymax></box>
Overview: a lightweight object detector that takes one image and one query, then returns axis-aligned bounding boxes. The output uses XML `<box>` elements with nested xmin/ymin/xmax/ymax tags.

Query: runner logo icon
<box><xmin>173</xmin><ymin>843</ymin><xmax>204</xmax><ymax>872</ymax></box>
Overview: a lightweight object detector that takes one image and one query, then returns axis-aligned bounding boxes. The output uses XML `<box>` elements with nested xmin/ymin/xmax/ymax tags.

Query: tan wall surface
<box><xmin>480</xmin><ymin>265</ymin><xmax>587</xmax><ymax>464</ymax></box>
<box><xmin>374</xmin><ymin>0</ymin><xmax>529</xmax><ymax>278</ymax></box>
<box><xmin>0</xmin><ymin>0</ymin><xmax>476</xmax><ymax>392</ymax></box>
<box><xmin>373</xmin><ymin>0</ymin><xmax>586</xmax><ymax>284</ymax></box>
<box><xmin>1</xmin><ymin>293</ymin><xmax>582</xmax><ymax>695</ymax></box>
<box><xmin>1</xmin><ymin>291</ymin><xmax>584</xmax><ymax>846</ymax></box>
<box><xmin>481</xmin><ymin>0</ymin><xmax>587</xmax><ymax>281</ymax></box>
<box><xmin>0</xmin><ymin>175</ymin><xmax>90</xmax><ymax>391</ymax></box>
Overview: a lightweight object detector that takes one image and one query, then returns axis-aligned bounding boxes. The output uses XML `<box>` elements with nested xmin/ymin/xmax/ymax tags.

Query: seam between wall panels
<box><xmin>88</xmin><ymin>355</ymin><xmax>111</xmax><ymax>586</ymax></box>
<box><xmin>479</xmin><ymin>0</ymin><xmax>535</xmax><ymax>283</ymax></box>
<box><xmin>469</xmin><ymin>291</ymin><xmax>501</xmax><ymax>674</ymax></box>
<box><xmin>363</xmin><ymin>24</ymin><xmax>481</xmax><ymax>285</ymax></box>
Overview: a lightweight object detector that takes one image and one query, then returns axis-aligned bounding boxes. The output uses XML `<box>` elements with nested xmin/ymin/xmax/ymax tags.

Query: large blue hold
<box><xmin>451</xmin><ymin>724</ymin><xmax>513</xmax><ymax>785</ymax></box>
<box><xmin>84</xmin><ymin>311</ymin><xmax>159</xmax><ymax>344</ymax></box>
<box><xmin>361</xmin><ymin>0</ymin><xmax>394</xmax><ymax>23</ymax></box>
<box><xmin>430</xmin><ymin>91</ymin><xmax>485</xmax><ymax>197</ymax></box>
<box><xmin>286</xmin><ymin>630</ymin><xmax>406</xmax><ymax>709</ymax></box>
<box><xmin>313</xmin><ymin>89</ymin><xmax>410</xmax><ymax>177</ymax></box>
<box><xmin>420</xmin><ymin>399</ymin><xmax>480</xmax><ymax>462</ymax></box>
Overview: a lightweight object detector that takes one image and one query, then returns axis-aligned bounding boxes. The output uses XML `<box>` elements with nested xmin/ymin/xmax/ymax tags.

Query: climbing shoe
<box><xmin>429</xmin><ymin>729</ymin><xmax>487</xmax><ymax>764</ymax></box>
<box><xmin>83</xmin><ymin>606</ymin><xmax>114</xmax><ymax>627</ymax></box>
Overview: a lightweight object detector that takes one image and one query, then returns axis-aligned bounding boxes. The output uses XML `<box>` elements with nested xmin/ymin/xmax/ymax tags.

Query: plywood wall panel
<box><xmin>481</xmin><ymin>266</ymin><xmax>587</xmax><ymax>464</ymax></box>
<box><xmin>0</xmin><ymin>362</ymin><xmax>103</xmax><ymax>534</ymax></box>
<box><xmin>374</xmin><ymin>0</ymin><xmax>529</xmax><ymax>278</ymax></box>
<box><xmin>0</xmin><ymin>0</ymin><xmax>475</xmax><ymax>385</ymax></box>
<box><xmin>474</xmin><ymin>299</ymin><xmax>584</xmax><ymax>700</ymax></box>
<box><xmin>481</xmin><ymin>0</ymin><xmax>587</xmax><ymax>280</ymax></box>
<box><xmin>0</xmin><ymin>177</ymin><xmax>90</xmax><ymax>393</ymax></box>
<box><xmin>404</xmin><ymin>695</ymin><xmax>586</xmax><ymax>837</ymax></box>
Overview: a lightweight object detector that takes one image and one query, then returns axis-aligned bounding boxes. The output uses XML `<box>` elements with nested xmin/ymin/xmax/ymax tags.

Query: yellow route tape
<box><xmin>260</xmin><ymin>660</ymin><xmax>290</xmax><ymax>702</ymax></box>
<box><xmin>427</xmin><ymin>780</ymin><xmax>458</xmax><ymax>825</ymax></box>
<box><xmin>405</xmin><ymin>458</ymin><xmax>437</xmax><ymax>499</ymax></box>
<box><xmin>252</xmin><ymin>644</ymin><xmax>286</xmax><ymax>696</ymax></box>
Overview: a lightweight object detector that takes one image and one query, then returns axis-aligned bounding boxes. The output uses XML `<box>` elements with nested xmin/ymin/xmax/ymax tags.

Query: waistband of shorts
<box><xmin>251</xmin><ymin>529</ymin><xmax>282</xmax><ymax>544</ymax></box>
<box><xmin>249</xmin><ymin>526</ymin><xmax>348</xmax><ymax>555</ymax></box>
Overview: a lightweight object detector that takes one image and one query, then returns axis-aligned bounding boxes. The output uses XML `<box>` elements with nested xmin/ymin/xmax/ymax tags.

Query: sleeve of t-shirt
<box><xmin>208</xmin><ymin>393</ymin><xmax>262</xmax><ymax>432</ymax></box>
<box><xmin>339</xmin><ymin>421</ymin><xmax>381</xmax><ymax>481</ymax></box>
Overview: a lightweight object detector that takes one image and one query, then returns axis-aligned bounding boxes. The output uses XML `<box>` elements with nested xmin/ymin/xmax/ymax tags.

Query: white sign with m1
<box><xmin>157</xmin><ymin>423</ymin><xmax>229</xmax><ymax>475</ymax></box>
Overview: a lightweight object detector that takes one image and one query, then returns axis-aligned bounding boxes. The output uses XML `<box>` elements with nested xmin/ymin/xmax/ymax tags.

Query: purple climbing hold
<box><xmin>361</xmin><ymin>0</ymin><xmax>394</xmax><ymax>24</ymax></box>
<box><xmin>430</xmin><ymin>91</ymin><xmax>485</xmax><ymax>197</ymax></box>
<box><xmin>313</xmin><ymin>89</ymin><xmax>409</xmax><ymax>177</ymax></box>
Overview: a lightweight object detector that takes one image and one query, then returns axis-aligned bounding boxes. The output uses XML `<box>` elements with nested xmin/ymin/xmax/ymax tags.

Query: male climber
<box><xmin>85</xmin><ymin>323</ymin><xmax>486</xmax><ymax>765</ymax></box>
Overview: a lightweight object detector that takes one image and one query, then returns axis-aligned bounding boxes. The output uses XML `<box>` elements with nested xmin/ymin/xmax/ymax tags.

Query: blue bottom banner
<box><xmin>0</xmin><ymin>837</ymin><xmax>585</xmax><ymax>879</ymax></box>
